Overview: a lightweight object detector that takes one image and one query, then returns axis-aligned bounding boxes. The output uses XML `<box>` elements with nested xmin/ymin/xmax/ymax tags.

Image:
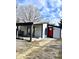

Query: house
<box><xmin>16</xmin><ymin>22</ymin><xmax>61</xmax><ymax>39</ymax></box>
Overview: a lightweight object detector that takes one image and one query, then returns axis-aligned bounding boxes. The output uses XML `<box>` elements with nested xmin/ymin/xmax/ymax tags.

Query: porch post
<box><xmin>16</xmin><ymin>26</ymin><xmax>18</xmax><ymax>38</ymax></box>
<box><xmin>41</xmin><ymin>24</ymin><xmax>43</xmax><ymax>38</ymax></box>
<box><xmin>29</xmin><ymin>25</ymin><xmax>33</xmax><ymax>42</ymax></box>
<box><xmin>27</xmin><ymin>26</ymin><xmax>28</xmax><ymax>36</ymax></box>
<box><xmin>33</xmin><ymin>26</ymin><xmax>35</xmax><ymax>37</ymax></box>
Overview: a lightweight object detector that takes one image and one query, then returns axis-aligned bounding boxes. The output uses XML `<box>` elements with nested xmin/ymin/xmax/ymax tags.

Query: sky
<box><xmin>16</xmin><ymin>0</ymin><xmax>62</xmax><ymax>26</ymax></box>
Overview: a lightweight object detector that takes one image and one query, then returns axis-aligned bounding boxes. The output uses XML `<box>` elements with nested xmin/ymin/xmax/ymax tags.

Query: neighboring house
<box><xmin>16</xmin><ymin>22</ymin><xmax>61</xmax><ymax>39</ymax></box>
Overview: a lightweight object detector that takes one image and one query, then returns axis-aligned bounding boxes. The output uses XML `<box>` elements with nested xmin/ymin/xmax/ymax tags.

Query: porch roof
<box><xmin>16</xmin><ymin>22</ymin><xmax>33</xmax><ymax>26</ymax></box>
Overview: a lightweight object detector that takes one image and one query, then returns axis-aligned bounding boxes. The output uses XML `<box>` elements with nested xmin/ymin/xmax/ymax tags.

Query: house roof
<box><xmin>34</xmin><ymin>21</ymin><xmax>48</xmax><ymax>25</ymax></box>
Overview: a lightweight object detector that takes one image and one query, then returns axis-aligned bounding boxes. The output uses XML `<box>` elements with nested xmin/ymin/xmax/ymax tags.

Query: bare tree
<box><xmin>16</xmin><ymin>5</ymin><xmax>42</xmax><ymax>41</ymax></box>
<box><xmin>58</xmin><ymin>19</ymin><xmax>62</xmax><ymax>29</ymax></box>
<box><xmin>16</xmin><ymin>5</ymin><xmax>41</xmax><ymax>23</ymax></box>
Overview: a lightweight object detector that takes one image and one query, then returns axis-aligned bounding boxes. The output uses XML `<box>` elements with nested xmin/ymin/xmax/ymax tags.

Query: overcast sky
<box><xmin>16</xmin><ymin>0</ymin><xmax>62</xmax><ymax>26</ymax></box>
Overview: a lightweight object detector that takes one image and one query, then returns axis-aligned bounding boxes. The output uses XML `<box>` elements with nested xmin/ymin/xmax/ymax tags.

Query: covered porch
<box><xmin>16</xmin><ymin>22</ymin><xmax>33</xmax><ymax>42</ymax></box>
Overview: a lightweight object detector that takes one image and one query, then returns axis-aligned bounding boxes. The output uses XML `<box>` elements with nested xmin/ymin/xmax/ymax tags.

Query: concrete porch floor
<box><xmin>17</xmin><ymin>37</ymin><xmax>57</xmax><ymax>41</ymax></box>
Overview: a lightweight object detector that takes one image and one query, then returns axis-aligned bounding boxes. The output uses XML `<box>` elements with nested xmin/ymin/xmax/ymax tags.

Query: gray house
<box><xmin>16</xmin><ymin>22</ymin><xmax>61</xmax><ymax>39</ymax></box>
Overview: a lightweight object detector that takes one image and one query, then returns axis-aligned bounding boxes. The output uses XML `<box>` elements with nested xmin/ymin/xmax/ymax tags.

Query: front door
<box><xmin>47</xmin><ymin>26</ymin><xmax>53</xmax><ymax>38</ymax></box>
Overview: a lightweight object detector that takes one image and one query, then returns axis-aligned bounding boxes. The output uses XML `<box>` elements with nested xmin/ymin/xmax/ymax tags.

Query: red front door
<box><xmin>48</xmin><ymin>27</ymin><xmax>53</xmax><ymax>37</ymax></box>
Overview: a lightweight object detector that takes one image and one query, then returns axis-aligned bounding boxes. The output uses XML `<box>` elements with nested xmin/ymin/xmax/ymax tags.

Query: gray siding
<box><xmin>53</xmin><ymin>27</ymin><xmax>61</xmax><ymax>39</ymax></box>
<box><xmin>34</xmin><ymin>25</ymin><xmax>42</xmax><ymax>38</ymax></box>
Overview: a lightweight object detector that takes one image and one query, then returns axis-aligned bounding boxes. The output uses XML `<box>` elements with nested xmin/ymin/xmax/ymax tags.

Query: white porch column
<box><xmin>42</xmin><ymin>24</ymin><xmax>47</xmax><ymax>38</ymax></box>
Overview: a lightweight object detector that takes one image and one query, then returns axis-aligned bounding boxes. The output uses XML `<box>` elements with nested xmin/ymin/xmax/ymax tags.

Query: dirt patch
<box><xmin>16</xmin><ymin>39</ymin><xmax>62</xmax><ymax>59</ymax></box>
